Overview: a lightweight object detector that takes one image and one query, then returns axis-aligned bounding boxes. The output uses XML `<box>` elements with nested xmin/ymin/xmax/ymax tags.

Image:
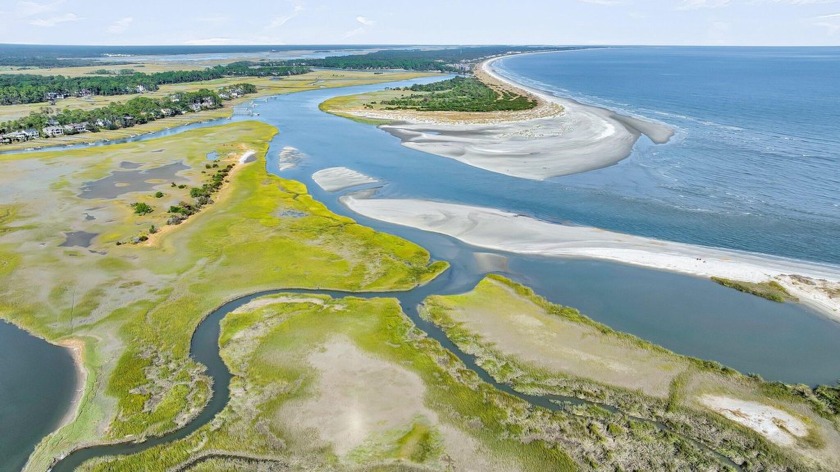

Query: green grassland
<box><xmin>711</xmin><ymin>276</ymin><xmax>798</xmax><ymax>303</ymax></box>
<box><xmin>421</xmin><ymin>275</ymin><xmax>840</xmax><ymax>471</ymax></box>
<box><xmin>79</xmin><ymin>294</ymin><xmax>576</xmax><ymax>471</ymax></box>
<box><xmin>0</xmin><ymin>121</ymin><xmax>446</xmax><ymax>471</ymax></box>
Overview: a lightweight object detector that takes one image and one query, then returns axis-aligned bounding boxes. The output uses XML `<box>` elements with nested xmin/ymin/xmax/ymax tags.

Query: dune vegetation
<box><xmin>422</xmin><ymin>275</ymin><xmax>840</xmax><ymax>471</ymax></box>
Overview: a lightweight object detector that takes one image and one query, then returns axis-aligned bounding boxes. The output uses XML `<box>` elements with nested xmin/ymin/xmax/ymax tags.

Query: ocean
<box><xmin>494</xmin><ymin>47</ymin><xmax>840</xmax><ymax>265</ymax></box>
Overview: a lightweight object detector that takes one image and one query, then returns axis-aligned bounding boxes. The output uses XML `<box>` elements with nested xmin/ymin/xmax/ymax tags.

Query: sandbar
<box><xmin>342</xmin><ymin>196</ymin><xmax>840</xmax><ymax>320</ymax></box>
<box><xmin>311</xmin><ymin>167</ymin><xmax>378</xmax><ymax>192</ymax></box>
<box><xmin>343</xmin><ymin>55</ymin><xmax>673</xmax><ymax>180</ymax></box>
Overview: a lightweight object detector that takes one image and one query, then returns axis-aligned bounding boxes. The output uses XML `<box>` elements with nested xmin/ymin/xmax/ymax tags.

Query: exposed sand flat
<box><xmin>311</xmin><ymin>167</ymin><xmax>378</xmax><ymax>192</ymax></box>
<box><xmin>277</xmin><ymin>336</ymin><xmax>518</xmax><ymax>471</ymax></box>
<box><xmin>277</xmin><ymin>146</ymin><xmax>304</xmax><ymax>171</ymax></box>
<box><xmin>342</xmin><ymin>197</ymin><xmax>840</xmax><ymax>320</ymax></box>
<box><xmin>344</xmin><ymin>56</ymin><xmax>673</xmax><ymax>180</ymax></box>
<box><xmin>699</xmin><ymin>395</ymin><xmax>808</xmax><ymax>447</ymax></box>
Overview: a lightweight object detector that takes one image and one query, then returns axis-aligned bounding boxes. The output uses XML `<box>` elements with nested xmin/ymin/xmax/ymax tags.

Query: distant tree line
<box><xmin>0</xmin><ymin>63</ymin><xmax>308</xmax><ymax>105</ymax></box>
<box><xmin>285</xmin><ymin>46</ymin><xmax>586</xmax><ymax>71</ymax></box>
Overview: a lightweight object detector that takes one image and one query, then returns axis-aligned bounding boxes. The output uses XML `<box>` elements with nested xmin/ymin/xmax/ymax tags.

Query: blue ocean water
<box><xmin>495</xmin><ymin>47</ymin><xmax>840</xmax><ymax>265</ymax></box>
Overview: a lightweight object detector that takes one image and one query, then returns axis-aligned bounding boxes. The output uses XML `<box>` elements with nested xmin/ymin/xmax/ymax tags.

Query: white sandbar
<box><xmin>312</xmin><ymin>167</ymin><xmax>378</xmax><ymax>192</ymax></box>
<box><xmin>342</xmin><ymin>196</ymin><xmax>840</xmax><ymax>319</ymax></box>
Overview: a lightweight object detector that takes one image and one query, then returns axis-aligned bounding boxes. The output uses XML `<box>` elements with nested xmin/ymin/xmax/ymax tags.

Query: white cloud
<box><xmin>107</xmin><ymin>16</ymin><xmax>133</xmax><ymax>34</ymax></box>
<box><xmin>356</xmin><ymin>16</ymin><xmax>375</xmax><ymax>26</ymax></box>
<box><xmin>771</xmin><ymin>0</ymin><xmax>839</xmax><ymax>3</ymax></box>
<box><xmin>268</xmin><ymin>4</ymin><xmax>304</xmax><ymax>29</ymax></box>
<box><xmin>679</xmin><ymin>0</ymin><xmax>732</xmax><ymax>9</ymax></box>
<box><xmin>184</xmin><ymin>37</ymin><xmax>233</xmax><ymax>45</ymax></box>
<box><xmin>29</xmin><ymin>12</ymin><xmax>80</xmax><ymax>27</ymax></box>
<box><xmin>579</xmin><ymin>0</ymin><xmax>623</xmax><ymax>5</ymax></box>
<box><xmin>196</xmin><ymin>15</ymin><xmax>228</xmax><ymax>24</ymax></box>
<box><xmin>15</xmin><ymin>0</ymin><xmax>63</xmax><ymax>17</ymax></box>
<box><xmin>344</xmin><ymin>16</ymin><xmax>375</xmax><ymax>38</ymax></box>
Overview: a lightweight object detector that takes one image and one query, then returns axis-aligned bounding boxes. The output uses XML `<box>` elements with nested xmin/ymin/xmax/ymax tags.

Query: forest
<box><xmin>285</xmin><ymin>46</ymin><xmax>577</xmax><ymax>71</ymax></box>
<box><xmin>379</xmin><ymin>76</ymin><xmax>537</xmax><ymax>112</ymax></box>
<box><xmin>0</xmin><ymin>63</ymin><xmax>308</xmax><ymax>105</ymax></box>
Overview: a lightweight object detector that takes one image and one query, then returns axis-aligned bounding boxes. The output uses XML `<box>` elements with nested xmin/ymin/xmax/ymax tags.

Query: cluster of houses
<box><xmin>41</xmin><ymin>121</ymin><xmax>91</xmax><ymax>137</ymax></box>
<box><xmin>2</xmin><ymin>90</ymin><xmax>228</xmax><ymax>145</ymax></box>
<box><xmin>0</xmin><ymin>129</ymin><xmax>39</xmax><ymax>144</ymax></box>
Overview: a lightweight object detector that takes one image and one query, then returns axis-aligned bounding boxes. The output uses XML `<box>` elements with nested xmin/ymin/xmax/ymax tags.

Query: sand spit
<box><xmin>342</xmin><ymin>197</ymin><xmax>840</xmax><ymax>320</ymax></box>
<box><xmin>699</xmin><ymin>395</ymin><xmax>808</xmax><ymax>447</ymax></box>
<box><xmin>346</xmin><ymin>56</ymin><xmax>673</xmax><ymax>180</ymax></box>
<box><xmin>311</xmin><ymin>167</ymin><xmax>378</xmax><ymax>192</ymax></box>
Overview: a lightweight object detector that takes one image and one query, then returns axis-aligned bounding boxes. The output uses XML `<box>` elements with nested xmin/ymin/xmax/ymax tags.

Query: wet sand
<box><xmin>311</xmin><ymin>167</ymin><xmax>378</xmax><ymax>192</ymax></box>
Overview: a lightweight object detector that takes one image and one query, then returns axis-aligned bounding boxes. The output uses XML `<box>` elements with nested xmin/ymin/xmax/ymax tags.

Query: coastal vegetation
<box><xmin>421</xmin><ymin>275</ymin><xmax>840</xmax><ymax>470</ymax></box>
<box><xmin>0</xmin><ymin>63</ymin><xmax>307</xmax><ymax>105</ymax></box>
<box><xmin>77</xmin><ymin>295</ymin><xmax>577</xmax><ymax>471</ymax></box>
<box><xmin>711</xmin><ymin>276</ymin><xmax>798</xmax><ymax>303</ymax></box>
<box><xmin>0</xmin><ymin>70</ymin><xmax>436</xmax><ymax>151</ymax></box>
<box><xmin>0</xmin><ymin>121</ymin><xmax>447</xmax><ymax>471</ymax></box>
<box><xmin>378</xmin><ymin>76</ymin><xmax>537</xmax><ymax>112</ymax></box>
<box><xmin>290</xmin><ymin>46</ymin><xmax>577</xmax><ymax>71</ymax></box>
<box><xmin>1</xmin><ymin>88</ymin><xmax>235</xmax><ymax>137</ymax></box>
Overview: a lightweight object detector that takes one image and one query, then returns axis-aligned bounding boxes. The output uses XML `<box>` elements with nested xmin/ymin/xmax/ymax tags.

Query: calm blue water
<box><xmin>252</xmin><ymin>70</ymin><xmax>840</xmax><ymax>386</ymax></box>
<box><xmin>494</xmin><ymin>47</ymin><xmax>840</xmax><ymax>265</ymax></box>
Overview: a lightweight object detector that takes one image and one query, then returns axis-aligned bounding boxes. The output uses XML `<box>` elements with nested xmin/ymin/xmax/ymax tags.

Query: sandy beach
<box><xmin>342</xmin><ymin>196</ymin><xmax>840</xmax><ymax>320</ymax></box>
<box><xmin>56</xmin><ymin>338</ymin><xmax>87</xmax><ymax>429</ymax></box>
<box><xmin>338</xmin><ymin>55</ymin><xmax>674</xmax><ymax>180</ymax></box>
<box><xmin>311</xmin><ymin>167</ymin><xmax>378</xmax><ymax>192</ymax></box>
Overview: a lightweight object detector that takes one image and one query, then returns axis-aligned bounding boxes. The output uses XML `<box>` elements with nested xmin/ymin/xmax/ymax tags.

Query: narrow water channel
<box><xmin>50</xmin><ymin>261</ymin><xmax>739</xmax><ymax>471</ymax></box>
<box><xmin>5</xmin><ymin>74</ymin><xmax>839</xmax><ymax>471</ymax></box>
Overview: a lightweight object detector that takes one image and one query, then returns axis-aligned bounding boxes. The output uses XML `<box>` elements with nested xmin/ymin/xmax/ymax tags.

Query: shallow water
<box><xmin>494</xmin><ymin>47</ymin><xmax>840</xmax><ymax>265</ymax></box>
<box><xmin>0</xmin><ymin>322</ymin><xmax>76</xmax><ymax>471</ymax></box>
<box><xmin>257</xmin><ymin>75</ymin><xmax>840</xmax><ymax>386</ymax></box>
<box><xmin>59</xmin><ymin>231</ymin><xmax>98</xmax><ymax>248</ymax></box>
<box><xmin>79</xmin><ymin>161</ymin><xmax>189</xmax><ymax>199</ymax></box>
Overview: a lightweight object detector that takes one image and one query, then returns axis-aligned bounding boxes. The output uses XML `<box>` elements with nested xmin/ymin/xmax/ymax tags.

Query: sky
<box><xmin>1</xmin><ymin>0</ymin><xmax>839</xmax><ymax>46</ymax></box>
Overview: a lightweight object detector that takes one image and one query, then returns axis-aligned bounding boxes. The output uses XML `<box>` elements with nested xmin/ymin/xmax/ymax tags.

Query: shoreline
<box><xmin>340</xmin><ymin>52</ymin><xmax>674</xmax><ymax>181</ymax></box>
<box><xmin>56</xmin><ymin>339</ymin><xmax>88</xmax><ymax>430</ymax></box>
<box><xmin>342</xmin><ymin>196</ymin><xmax>840</xmax><ymax>321</ymax></box>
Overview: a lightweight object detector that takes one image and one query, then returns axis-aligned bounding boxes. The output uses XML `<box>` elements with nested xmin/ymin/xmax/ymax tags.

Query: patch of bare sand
<box><xmin>276</xmin><ymin>336</ymin><xmax>518</xmax><ymax>471</ymax></box>
<box><xmin>699</xmin><ymin>395</ymin><xmax>807</xmax><ymax>447</ymax></box>
<box><xmin>446</xmin><ymin>279</ymin><xmax>688</xmax><ymax>398</ymax></box>
<box><xmin>776</xmin><ymin>275</ymin><xmax>840</xmax><ymax>320</ymax></box>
